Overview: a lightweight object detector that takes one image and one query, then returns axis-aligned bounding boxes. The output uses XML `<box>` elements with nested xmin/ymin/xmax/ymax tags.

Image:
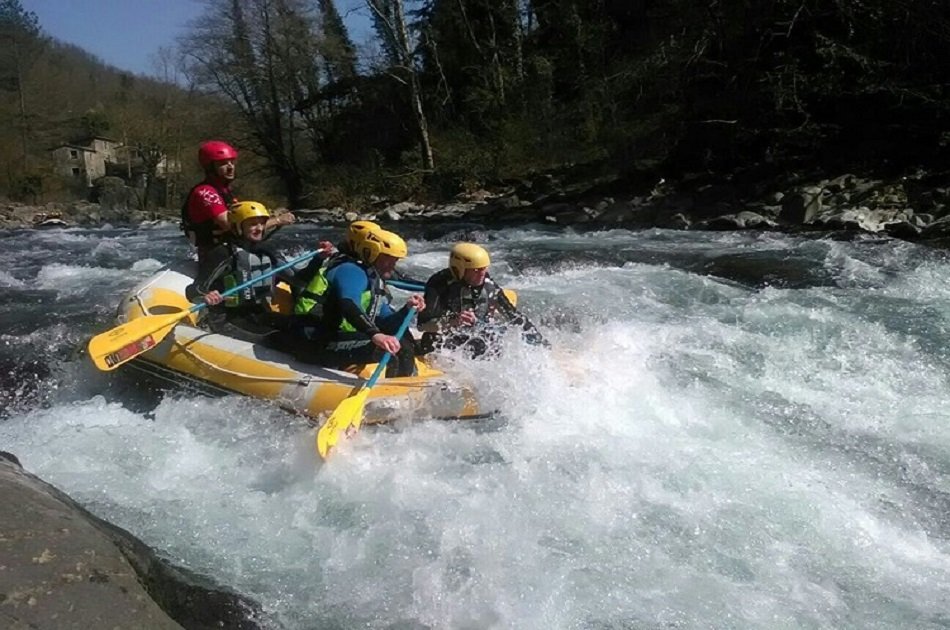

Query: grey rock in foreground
<box><xmin>0</xmin><ymin>452</ymin><xmax>263</xmax><ymax>630</ymax></box>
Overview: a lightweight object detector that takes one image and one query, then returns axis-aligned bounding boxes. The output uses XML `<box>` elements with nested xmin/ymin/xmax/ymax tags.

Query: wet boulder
<box><xmin>0</xmin><ymin>453</ymin><xmax>262</xmax><ymax>630</ymax></box>
<box><xmin>697</xmin><ymin>210</ymin><xmax>777</xmax><ymax>231</ymax></box>
<box><xmin>0</xmin><ymin>453</ymin><xmax>181</xmax><ymax>628</ymax></box>
<box><xmin>92</xmin><ymin>176</ymin><xmax>136</xmax><ymax>222</ymax></box>
<box><xmin>778</xmin><ymin>185</ymin><xmax>824</xmax><ymax>224</ymax></box>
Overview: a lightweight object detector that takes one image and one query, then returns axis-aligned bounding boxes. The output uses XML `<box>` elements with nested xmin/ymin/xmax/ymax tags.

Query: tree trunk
<box><xmin>511</xmin><ymin>0</ymin><xmax>524</xmax><ymax>82</ymax></box>
<box><xmin>141</xmin><ymin>173</ymin><xmax>153</xmax><ymax>212</ymax></box>
<box><xmin>12</xmin><ymin>36</ymin><xmax>27</xmax><ymax>166</ymax></box>
<box><xmin>392</xmin><ymin>0</ymin><xmax>434</xmax><ymax>170</ymax></box>
<box><xmin>408</xmin><ymin>70</ymin><xmax>434</xmax><ymax>170</ymax></box>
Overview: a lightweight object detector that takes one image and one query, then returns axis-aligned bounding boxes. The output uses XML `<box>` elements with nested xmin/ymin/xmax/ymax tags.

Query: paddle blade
<box><xmin>317</xmin><ymin>388</ymin><xmax>370</xmax><ymax>459</ymax></box>
<box><xmin>87</xmin><ymin>312</ymin><xmax>185</xmax><ymax>371</ymax></box>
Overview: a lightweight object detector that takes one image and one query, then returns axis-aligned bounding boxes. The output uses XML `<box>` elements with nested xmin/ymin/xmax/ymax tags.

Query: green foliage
<box><xmin>181</xmin><ymin>0</ymin><xmax>328</xmax><ymax>206</ymax></box>
<box><xmin>317</xmin><ymin>0</ymin><xmax>358</xmax><ymax>81</ymax></box>
<box><xmin>9</xmin><ymin>171</ymin><xmax>42</xmax><ymax>202</ymax></box>
<box><xmin>0</xmin><ymin>5</ymin><xmax>242</xmax><ymax>205</ymax></box>
<box><xmin>367</xmin><ymin>0</ymin><xmax>401</xmax><ymax>67</ymax></box>
<box><xmin>4</xmin><ymin>0</ymin><xmax>948</xmax><ymax>208</ymax></box>
<box><xmin>0</xmin><ymin>0</ymin><xmax>40</xmax><ymax>39</ymax></box>
<box><xmin>80</xmin><ymin>109</ymin><xmax>111</xmax><ymax>137</ymax></box>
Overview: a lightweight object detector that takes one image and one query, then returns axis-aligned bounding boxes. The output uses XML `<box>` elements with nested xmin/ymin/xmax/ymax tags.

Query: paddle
<box><xmin>316</xmin><ymin>307</ymin><xmax>417</xmax><ymax>459</ymax></box>
<box><xmin>87</xmin><ymin>250</ymin><xmax>320</xmax><ymax>372</ymax></box>
<box><xmin>387</xmin><ymin>278</ymin><xmax>425</xmax><ymax>291</ymax></box>
<box><xmin>496</xmin><ymin>288</ymin><xmax>548</xmax><ymax>347</ymax></box>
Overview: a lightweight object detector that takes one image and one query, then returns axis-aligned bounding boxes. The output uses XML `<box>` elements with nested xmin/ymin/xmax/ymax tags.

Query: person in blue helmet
<box><xmin>291</xmin><ymin>227</ymin><xmax>425</xmax><ymax>376</ymax></box>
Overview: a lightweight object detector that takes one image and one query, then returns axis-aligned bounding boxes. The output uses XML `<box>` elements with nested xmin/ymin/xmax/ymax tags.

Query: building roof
<box><xmin>74</xmin><ymin>135</ymin><xmax>119</xmax><ymax>144</ymax></box>
<box><xmin>50</xmin><ymin>143</ymin><xmax>96</xmax><ymax>152</ymax></box>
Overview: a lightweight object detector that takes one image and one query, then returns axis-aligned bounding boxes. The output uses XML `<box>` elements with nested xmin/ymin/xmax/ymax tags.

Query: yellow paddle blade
<box><xmin>87</xmin><ymin>311</ymin><xmax>189</xmax><ymax>371</ymax></box>
<box><xmin>316</xmin><ymin>387</ymin><xmax>370</xmax><ymax>459</ymax></box>
<box><xmin>502</xmin><ymin>288</ymin><xmax>518</xmax><ymax>307</ymax></box>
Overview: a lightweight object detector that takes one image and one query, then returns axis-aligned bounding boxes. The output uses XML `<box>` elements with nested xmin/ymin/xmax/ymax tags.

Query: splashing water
<box><xmin>1</xmin><ymin>225</ymin><xmax>949</xmax><ymax>628</ymax></box>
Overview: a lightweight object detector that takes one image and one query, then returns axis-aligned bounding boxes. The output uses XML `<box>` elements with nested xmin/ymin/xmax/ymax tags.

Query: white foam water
<box><xmin>2</xmin><ymin>225</ymin><xmax>949</xmax><ymax>628</ymax></box>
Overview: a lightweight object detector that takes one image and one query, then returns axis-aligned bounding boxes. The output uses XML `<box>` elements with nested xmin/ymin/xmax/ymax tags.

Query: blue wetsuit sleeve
<box><xmin>328</xmin><ymin>263</ymin><xmax>381</xmax><ymax>335</ymax></box>
<box><xmin>330</xmin><ymin>263</ymin><xmax>366</xmax><ymax>304</ymax></box>
<box><xmin>376</xmin><ymin>302</ymin><xmax>411</xmax><ymax>334</ymax></box>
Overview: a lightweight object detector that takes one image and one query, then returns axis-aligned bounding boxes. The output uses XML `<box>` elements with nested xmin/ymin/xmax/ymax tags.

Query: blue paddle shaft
<box><xmin>187</xmin><ymin>250</ymin><xmax>320</xmax><ymax>314</ymax></box>
<box><xmin>365</xmin><ymin>307</ymin><xmax>417</xmax><ymax>388</ymax></box>
<box><xmin>388</xmin><ymin>279</ymin><xmax>425</xmax><ymax>291</ymax></box>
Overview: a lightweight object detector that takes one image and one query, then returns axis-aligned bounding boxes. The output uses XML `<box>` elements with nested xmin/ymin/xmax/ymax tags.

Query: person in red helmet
<box><xmin>182</xmin><ymin>140</ymin><xmax>295</xmax><ymax>258</ymax></box>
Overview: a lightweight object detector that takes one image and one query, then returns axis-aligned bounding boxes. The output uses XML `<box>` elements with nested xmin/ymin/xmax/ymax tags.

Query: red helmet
<box><xmin>197</xmin><ymin>141</ymin><xmax>238</xmax><ymax>168</ymax></box>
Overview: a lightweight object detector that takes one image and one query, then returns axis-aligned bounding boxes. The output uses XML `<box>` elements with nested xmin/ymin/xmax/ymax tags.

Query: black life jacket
<box><xmin>181</xmin><ymin>181</ymin><xmax>237</xmax><ymax>249</ymax></box>
<box><xmin>444</xmin><ymin>276</ymin><xmax>504</xmax><ymax>320</ymax></box>
<box><xmin>219</xmin><ymin>243</ymin><xmax>276</xmax><ymax>311</ymax></box>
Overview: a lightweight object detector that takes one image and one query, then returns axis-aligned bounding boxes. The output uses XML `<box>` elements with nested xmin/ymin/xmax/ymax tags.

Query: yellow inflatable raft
<box><xmin>115</xmin><ymin>262</ymin><xmax>481</xmax><ymax>424</ymax></box>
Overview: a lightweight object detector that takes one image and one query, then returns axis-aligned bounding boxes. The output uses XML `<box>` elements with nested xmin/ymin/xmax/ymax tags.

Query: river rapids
<box><xmin>1</xmin><ymin>223</ymin><xmax>948</xmax><ymax>629</ymax></box>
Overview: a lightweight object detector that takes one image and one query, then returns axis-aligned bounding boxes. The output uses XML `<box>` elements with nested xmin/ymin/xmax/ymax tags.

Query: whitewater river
<box><xmin>1</xmin><ymin>223</ymin><xmax>949</xmax><ymax>629</ymax></box>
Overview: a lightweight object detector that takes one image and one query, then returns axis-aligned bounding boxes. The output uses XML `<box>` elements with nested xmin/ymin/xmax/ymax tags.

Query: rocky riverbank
<box><xmin>4</xmin><ymin>170</ymin><xmax>950</xmax><ymax>244</ymax></box>
<box><xmin>0</xmin><ymin>452</ymin><xmax>263</xmax><ymax>629</ymax></box>
<box><xmin>0</xmin><ymin>200</ymin><xmax>172</xmax><ymax>230</ymax></box>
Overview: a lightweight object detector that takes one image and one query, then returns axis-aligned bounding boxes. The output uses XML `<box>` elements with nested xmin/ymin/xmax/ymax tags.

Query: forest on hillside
<box><xmin>1</xmin><ymin>0</ymin><xmax>949</xmax><ymax>212</ymax></box>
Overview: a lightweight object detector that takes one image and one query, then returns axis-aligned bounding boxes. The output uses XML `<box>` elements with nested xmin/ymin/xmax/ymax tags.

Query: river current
<box><xmin>1</xmin><ymin>223</ymin><xmax>949</xmax><ymax>629</ymax></box>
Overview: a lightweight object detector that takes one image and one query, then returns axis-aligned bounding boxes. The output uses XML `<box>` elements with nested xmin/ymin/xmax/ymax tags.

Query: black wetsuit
<box><xmin>417</xmin><ymin>269</ymin><xmax>545</xmax><ymax>357</ymax></box>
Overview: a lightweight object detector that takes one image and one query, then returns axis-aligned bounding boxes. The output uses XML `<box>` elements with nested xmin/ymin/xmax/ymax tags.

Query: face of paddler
<box><xmin>462</xmin><ymin>266</ymin><xmax>488</xmax><ymax>287</ymax></box>
<box><xmin>374</xmin><ymin>253</ymin><xmax>399</xmax><ymax>278</ymax></box>
<box><xmin>241</xmin><ymin>216</ymin><xmax>268</xmax><ymax>242</ymax></box>
<box><xmin>212</xmin><ymin>158</ymin><xmax>236</xmax><ymax>182</ymax></box>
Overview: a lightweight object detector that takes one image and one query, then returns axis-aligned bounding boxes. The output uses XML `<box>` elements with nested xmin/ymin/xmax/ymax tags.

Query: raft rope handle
<box><xmin>129</xmin><ymin>279</ymin><xmax>308</xmax><ymax>383</ymax></box>
<box><xmin>175</xmin><ymin>342</ymin><xmax>315</xmax><ymax>384</ymax></box>
<box><xmin>129</xmin><ymin>270</ymin><xmax>171</xmax><ymax>321</ymax></box>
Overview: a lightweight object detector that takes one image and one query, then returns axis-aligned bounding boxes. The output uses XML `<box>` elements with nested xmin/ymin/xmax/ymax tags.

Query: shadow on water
<box><xmin>699</xmin><ymin>251</ymin><xmax>843</xmax><ymax>289</ymax></box>
<box><xmin>848</xmin><ymin>295</ymin><xmax>950</xmax><ymax>369</ymax></box>
<box><xmin>501</xmin><ymin>243</ymin><xmax>844</xmax><ymax>289</ymax></box>
<box><xmin>97</xmin><ymin>360</ymin><xmax>227</xmax><ymax>417</ymax></box>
